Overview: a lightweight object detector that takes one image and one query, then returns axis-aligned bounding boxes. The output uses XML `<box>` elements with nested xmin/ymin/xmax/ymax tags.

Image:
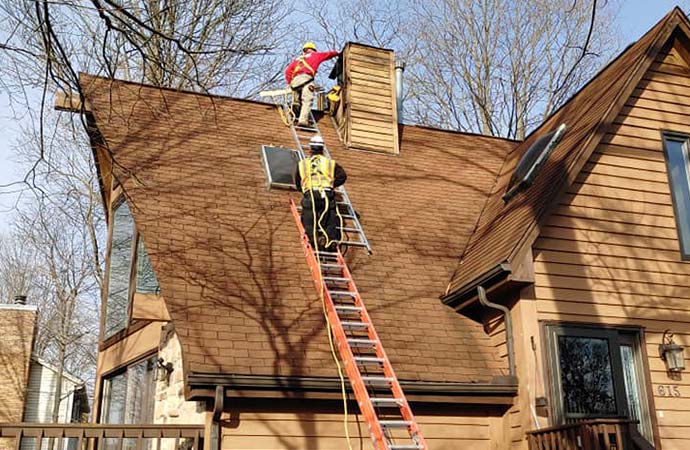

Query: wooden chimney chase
<box><xmin>333</xmin><ymin>43</ymin><xmax>400</xmax><ymax>155</ymax></box>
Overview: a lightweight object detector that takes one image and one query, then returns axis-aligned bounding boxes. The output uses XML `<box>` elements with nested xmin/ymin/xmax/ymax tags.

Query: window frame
<box><xmin>544</xmin><ymin>323</ymin><xmax>654</xmax><ymax>442</ymax></box>
<box><xmin>260</xmin><ymin>145</ymin><xmax>300</xmax><ymax>190</ymax></box>
<box><xmin>99</xmin><ymin>353</ymin><xmax>158</xmax><ymax>424</ymax></box>
<box><xmin>103</xmin><ymin>197</ymin><xmax>137</xmax><ymax>341</ymax></box>
<box><xmin>661</xmin><ymin>130</ymin><xmax>690</xmax><ymax>260</ymax></box>
<box><xmin>133</xmin><ymin>233</ymin><xmax>160</xmax><ymax>295</ymax></box>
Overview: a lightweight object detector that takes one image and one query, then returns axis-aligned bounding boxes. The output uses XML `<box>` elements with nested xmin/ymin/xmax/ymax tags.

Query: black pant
<box><xmin>301</xmin><ymin>190</ymin><xmax>341</xmax><ymax>250</ymax></box>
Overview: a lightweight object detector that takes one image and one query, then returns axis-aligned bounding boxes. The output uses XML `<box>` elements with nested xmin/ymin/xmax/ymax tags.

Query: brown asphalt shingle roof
<box><xmin>82</xmin><ymin>74</ymin><xmax>516</xmax><ymax>383</ymax></box>
<box><xmin>446</xmin><ymin>7</ymin><xmax>688</xmax><ymax>296</ymax></box>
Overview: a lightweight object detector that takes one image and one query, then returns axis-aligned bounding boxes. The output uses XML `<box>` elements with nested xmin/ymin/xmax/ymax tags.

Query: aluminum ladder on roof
<box><xmin>289</xmin><ymin>198</ymin><xmax>428</xmax><ymax>450</ymax></box>
<box><xmin>290</xmin><ymin>112</ymin><xmax>373</xmax><ymax>254</ymax></box>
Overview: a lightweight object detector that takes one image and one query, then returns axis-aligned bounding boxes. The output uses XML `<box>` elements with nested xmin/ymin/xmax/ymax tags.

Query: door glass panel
<box><xmin>558</xmin><ymin>336</ymin><xmax>617</xmax><ymax>416</ymax></box>
<box><xmin>621</xmin><ymin>343</ymin><xmax>653</xmax><ymax>442</ymax></box>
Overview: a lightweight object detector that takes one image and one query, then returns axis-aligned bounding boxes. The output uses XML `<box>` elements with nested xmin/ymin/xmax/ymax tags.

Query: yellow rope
<box><xmin>278</xmin><ymin>90</ymin><xmax>296</xmax><ymax>126</ymax></box>
<box><xmin>306</xmin><ymin>162</ymin><xmax>353</xmax><ymax>450</ymax></box>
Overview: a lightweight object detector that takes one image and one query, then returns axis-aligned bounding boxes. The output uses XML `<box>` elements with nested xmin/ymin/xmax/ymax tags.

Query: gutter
<box><xmin>441</xmin><ymin>262</ymin><xmax>511</xmax><ymax>309</ymax></box>
<box><xmin>187</xmin><ymin>374</ymin><xmax>517</xmax><ymax>404</ymax></box>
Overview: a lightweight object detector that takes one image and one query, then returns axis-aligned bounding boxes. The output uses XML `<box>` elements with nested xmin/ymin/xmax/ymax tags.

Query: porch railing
<box><xmin>0</xmin><ymin>423</ymin><xmax>205</xmax><ymax>450</ymax></box>
<box><xmin>526</xmin><ymin>419</ymin><xmax>653</xmax><ymax>450</ymax></box>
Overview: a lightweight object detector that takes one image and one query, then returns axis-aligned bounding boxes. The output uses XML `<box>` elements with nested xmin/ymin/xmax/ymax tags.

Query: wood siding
<box><xmin>220</xmin><ymin>406</ymin><xmax>502</xmax><ymax>450</ymax></box>
<box><xmin>532</xmin><ymin>42</ymin><xmax>690</xmax><ymax>449</ymax></box>
<box><xmin>337</xmin><ymin>43</ymin><xmax>399</xmax><ymax>155</ymax></box>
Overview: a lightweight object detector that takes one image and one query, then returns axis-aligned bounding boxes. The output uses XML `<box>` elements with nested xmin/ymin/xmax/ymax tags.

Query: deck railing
<box><xmin>526</xmin><ymin>419</ymin><xmax>653</xmax><ymax>450</ymax></box>
<box><xmin>0</xmin><ymin>423</ymin><xmax>205</xmax><ymax>450</ymax></box>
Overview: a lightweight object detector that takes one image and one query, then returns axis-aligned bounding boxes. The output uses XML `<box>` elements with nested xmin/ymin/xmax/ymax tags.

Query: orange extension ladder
<box><xmin>290</xmin><ymin>199</ymin><xmax>428</xmax><ymax>450</ymax></box>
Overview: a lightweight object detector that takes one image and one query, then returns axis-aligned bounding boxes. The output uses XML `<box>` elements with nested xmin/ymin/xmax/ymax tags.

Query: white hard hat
<box><xmin>310</xmin><ymin>136</ymin><xmax>324</xmax><ymax>147</ymax></box>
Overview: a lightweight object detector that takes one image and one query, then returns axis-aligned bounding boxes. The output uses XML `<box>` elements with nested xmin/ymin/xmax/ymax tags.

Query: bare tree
<box><xmin>408</xmin><ymin>0</ymin><xmax>621</xmax><ymax>139</ymax></box>
<box><xmin>0</xmin><ymin>110</ymin><xmax>103</xmax><ymax>422</ymax></box>
<box><xmin>299</xmin><ymin>0</ymin><xmax>620</xmax><ymax>139</ymax></box>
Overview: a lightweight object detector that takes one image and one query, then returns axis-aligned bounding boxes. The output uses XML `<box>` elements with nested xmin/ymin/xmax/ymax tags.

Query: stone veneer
<box><xmin>154</xmin><ymin>323</ymin><xmax>206</xmax><ymax>436</ymax></box>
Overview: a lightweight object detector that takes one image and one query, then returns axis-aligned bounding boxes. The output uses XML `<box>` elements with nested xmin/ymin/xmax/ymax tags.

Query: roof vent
<box><xmin>395</xmin><ymin>60</ymin><xmax>405</xmax><ymax>124</ymax></box>
<box><xmin>503</xmin><ymin>124</ymin><xmax>567</xmax><ymax>202</ymax></box>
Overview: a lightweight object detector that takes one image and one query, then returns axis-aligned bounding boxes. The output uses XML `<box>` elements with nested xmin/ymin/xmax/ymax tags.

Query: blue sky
<box><xmin>0</xmin><ymin>1</ymin><xmax>685</xmax><ymax>229</ymax></box>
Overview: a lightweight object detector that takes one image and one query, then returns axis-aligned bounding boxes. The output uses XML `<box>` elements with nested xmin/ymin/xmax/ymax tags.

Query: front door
<box><xmin>545</xmin><ymin>325</ymin><xmax>654</xmax><ymax>442</ymax></box>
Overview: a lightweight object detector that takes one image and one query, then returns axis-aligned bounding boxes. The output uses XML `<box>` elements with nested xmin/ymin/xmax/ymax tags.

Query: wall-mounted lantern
<box><xmin>659</xmin><ymin>330</ymin><xmax>685</xmax><ymax>373</ymax></box>
<box><xmin>156</xmin><ymin>358</ymin><xmax>174</xmax><ymax>384</ymax></box>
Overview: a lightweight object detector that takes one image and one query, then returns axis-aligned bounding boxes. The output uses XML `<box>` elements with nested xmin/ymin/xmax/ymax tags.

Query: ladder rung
<box><xmin>341</xmin><ymin>321</ymin><xmax>369</xmax><ymax>330</ymax></box>
<box><xmin>340</xmin><ymin>241</ymin><xmax>368</xmax><ymax>247</ymax></box>
<box><xmin>354</xmin><ymin>356</ymin><xmax>385</xmax><ymax>365</ymax></box>
<box><xmin>348</xmin><ymin>338</ymin><xmax>378</xmax><ymax>347</ymax></box>
<box><xmin>379</xmin><ymin>420</ymin><xmax>412</xmax><ymax>429</ymax></box>
<box><xmin>324</xmin><ymin>276</ymin><xmax>349</xmax><ymax>282</ymax></box>
<box><xmin>339</xmin><ymin>227</ymin><xmax>361</xmax><ymax>233</ymax></box>
<box><xmin>294</xmin><ymin>125</ymin><xmax>316</xmax><ymax>131</ymax></box>
<box><xmin>316</xmin><ymin>251</ymin><xmax>339</xmax><ymax>257</ymax></box>
<box><xmin>334</xmin><ymin>305</ymin><xmax>362</xmax><ymax>313</ymax></box>
<box><xmin>370</xmin><ymin>397</ymin><xmax>403</xmax><ymax>406</ymax></box>
<box><xmin>389</xmin><ymin>445</ymin><xmax>423</xmax><ymax>450</ymax></box>
<box><xmin>362</xmin><ymin>376</ymin><xmax>393</xmax><ymax>385</ymax></box>
<box><xmin>329</xmin><ymin>290</ymin><xmax>356</xmax><ymax>297</ymax></box>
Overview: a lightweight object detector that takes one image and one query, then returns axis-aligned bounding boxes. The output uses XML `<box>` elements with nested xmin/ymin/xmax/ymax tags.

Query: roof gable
<box><xmin>444</xmin><ymin>7</ymin><xmax>690</xmax><ymax>301</ymax></box>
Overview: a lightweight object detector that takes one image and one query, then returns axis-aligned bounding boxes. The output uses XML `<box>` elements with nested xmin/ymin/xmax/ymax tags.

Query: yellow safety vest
<box><xmin>299</xmin><ymin>155</ymin><xmax>335</xmax><ymax>192</ymax></box>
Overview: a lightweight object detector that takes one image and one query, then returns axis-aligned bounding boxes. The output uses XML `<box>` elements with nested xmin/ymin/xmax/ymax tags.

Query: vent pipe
<box><xmin>14</xmin><ymin>295</ymin><xmax>27</xmax><ymax>305</ymax></box>
<box><xmin>394</xmin><ymin>60</ymin><xmax>405</xmax><ymax>124</ymax></box>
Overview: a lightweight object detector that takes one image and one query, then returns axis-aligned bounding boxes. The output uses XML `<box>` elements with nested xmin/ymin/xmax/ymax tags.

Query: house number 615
<box><xmin>657</xmin><ymin>385</ymin><xmax>681</xmax><ymax>397</ymax></box>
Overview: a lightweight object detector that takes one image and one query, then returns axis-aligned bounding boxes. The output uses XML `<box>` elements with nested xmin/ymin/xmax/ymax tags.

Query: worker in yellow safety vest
<box><xmin>285</xmin><ymin>42</ymin><xmax>339</xmax><ymax>126</ymax></box>
<box><xmin>294</xmin><ymin>136</ymin><xmax>347</xmax><ymax>250</ymax></box>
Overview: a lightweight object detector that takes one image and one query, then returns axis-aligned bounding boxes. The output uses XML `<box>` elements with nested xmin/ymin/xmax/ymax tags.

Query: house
<box><xmin>67</xmin><ymin>6</ymin><xmax>690</xmax><ymax>449</ymax></box>
<box><xmin>0</xmin><ymin>299</ymin><xmax>89</xmax><ymax>450</ymax></box>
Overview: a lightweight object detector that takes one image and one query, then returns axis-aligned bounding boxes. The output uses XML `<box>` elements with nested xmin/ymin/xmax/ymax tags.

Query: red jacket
<box><xmin>285</xmin><ymin>50</ymin><xmax>339</xmax><ymax>84</ymax></box>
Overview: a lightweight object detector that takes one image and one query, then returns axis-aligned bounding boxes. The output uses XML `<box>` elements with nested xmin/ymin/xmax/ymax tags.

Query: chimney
<box><xmin>331</xmin><ymin>42</ymin><xmax>400</xmax><ymax>155</ymax></box>
<box><xmin>395</xmin><ymin>60</ymin><xmax>405</xmax><ymax>124</ymax></box>
<box><xmin>14</xmin><ymin>295</ymin><xmax>27</xmax><ymax>305</ymax></box>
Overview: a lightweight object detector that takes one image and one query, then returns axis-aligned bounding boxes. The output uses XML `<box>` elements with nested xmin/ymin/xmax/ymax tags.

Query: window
<box><xmin>260</xmin><ymin>145</ymin><xmax>300</xmax><ymax>189</ymax></box>
<box><xmin>136</xmin><ymin>236</ymin><xmax>160</xmax><ymax>294</ymax></box>
<box><xmin>504</xmin><ymin>124</ymin><xmax>567</xmax><ymax>201</ymax></box>
<box><xmin>104</xmin><ymin>200</ymin><xmax>134</xmax><ymax>339</ymax></box>
<box><xmin>546</xmin><ymin>325</ymin><xmax>653</xmax><ymax>442</ymax></box>
<box><xmin>662</xmin><ymin>132</ymin><xmax>690</xmax><ymax>259</ymax></box>
<box><xmin>101</xmin><ymin>356</ymin><xmax>157</xmax><ymax>449</ymax></box>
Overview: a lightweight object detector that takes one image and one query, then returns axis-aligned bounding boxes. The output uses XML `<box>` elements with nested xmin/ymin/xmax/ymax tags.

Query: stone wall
<box><xmin>154</xmin><ymin>323</ymin><xmax>206</xmax><ymax>426</ymax></box>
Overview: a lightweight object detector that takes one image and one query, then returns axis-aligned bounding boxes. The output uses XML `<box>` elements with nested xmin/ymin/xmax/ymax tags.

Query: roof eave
<box><xmin>187</xmin><ymin>373</ymin><xmax>518</xmax><ymax>405</ymax></box>
<box><xmin>441</xmin><ymin>262</ymin><xmax>512</xmax><ymax>309</ymax></box>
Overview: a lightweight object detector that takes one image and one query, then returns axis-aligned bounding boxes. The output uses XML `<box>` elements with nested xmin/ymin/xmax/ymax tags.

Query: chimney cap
<box><xmin>14</xmin><ymin>295</ymin><xmax>27</xmax><ymax>305</ymax></box>
<box><xmin>395</xmin><ymin>60</ymin><xmax>406</xmax><ymax>71</ymax></box>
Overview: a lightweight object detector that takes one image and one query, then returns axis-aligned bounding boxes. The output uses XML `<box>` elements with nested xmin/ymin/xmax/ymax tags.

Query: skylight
<box><xmin>260</xmin><ymin>145</ymin><xmax>299</xmax><ymax>190</ymax></box>
<box><xmin>503</xmin><ymin>124</ymin><xmax>567</xmax><ymax>202</ymax></box>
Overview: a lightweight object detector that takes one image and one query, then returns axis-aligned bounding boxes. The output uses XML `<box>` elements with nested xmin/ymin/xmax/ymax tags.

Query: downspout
<box><xmin>209</xmin><ymin>385</ymin><xmax>224</xmax><ymax>450</ymax></box>
<box><xmin>477</xmin><ymin>286</ymin><xmax>516</xmax><ymax>379</ymax></box>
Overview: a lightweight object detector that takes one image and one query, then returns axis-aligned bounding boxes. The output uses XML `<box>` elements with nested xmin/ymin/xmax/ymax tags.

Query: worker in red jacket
<box><xmin>285</xmin><ymin>42</ymin><xmax>339</xmax><ymax>126</ymax></box>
